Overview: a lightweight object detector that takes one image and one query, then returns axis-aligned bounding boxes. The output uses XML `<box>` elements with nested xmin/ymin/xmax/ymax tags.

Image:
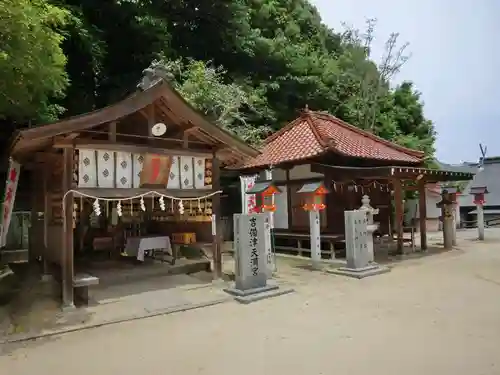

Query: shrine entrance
<box><xmin>3</xmin><ymin>74</ymin><xmax>258</xmax><ymax>308</ymax></box>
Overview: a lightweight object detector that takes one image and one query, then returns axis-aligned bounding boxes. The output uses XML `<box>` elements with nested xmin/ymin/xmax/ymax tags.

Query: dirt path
<box><xmin>2</xmin><ymin>239</ymin><xmax>500</xmax><ymax>375</ymax></box>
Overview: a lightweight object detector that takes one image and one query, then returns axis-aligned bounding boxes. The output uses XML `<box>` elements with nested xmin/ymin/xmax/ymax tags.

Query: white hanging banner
<box><xmin>0</xmin><ymin>159</ymin><xmax>21</xmax><ymax>247</ymax></box>
<box><xmin>240</xmin><ymin>175</ymin><xmax>258</xmax><ymax>214</ymax></box>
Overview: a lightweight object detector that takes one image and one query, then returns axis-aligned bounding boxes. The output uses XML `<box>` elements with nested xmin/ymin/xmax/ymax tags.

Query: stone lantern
<box><xmin>245</xmin><ymin>181</ymin><xmax>282</xmax><ymax>213</ymax></box>
<box><xmin>297</xmin><ymin>181</ymin><xmax>330</xmax><ymax>268</ymax></box>
<box><xmin>436</xmin><ymin>189</ymin><xmax>455</xmax><ymax>249</ymax></box>
<box><xmin>470</xmin><ymin>186</ymin><xmax>489</xmax><ymax>241</ymax></box>
<box><xmin>358</xmin><ymin>195</ymin><xmax>379</xmax><ymax>262</ymax></box>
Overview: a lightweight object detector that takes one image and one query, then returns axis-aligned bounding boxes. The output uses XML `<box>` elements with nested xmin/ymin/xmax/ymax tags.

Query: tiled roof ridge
<box><xmin>309</xmin><ymin>111</ymin><xmax>425</xmax><ymax>158</ymax></box>
<box><xmin>264</xmin><ymin>110</ymin><xmax>323</xmax><ymax>146</ymax></box>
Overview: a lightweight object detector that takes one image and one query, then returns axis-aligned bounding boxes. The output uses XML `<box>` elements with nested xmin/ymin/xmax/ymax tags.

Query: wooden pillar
<box><xmin>62</xmin><ymin>147</ymin><xmax>75</xmax><ymax>308</ymax></box>
<box><xmin>108</xmin><ymin>121</ymin><xmax>117</xmax><ymax>142</ymax></box>
<box><xmin>29</xmin><ymin>169</ymin><xmax>40</xmax><ymax>263</ymax></box>
<box><xmin>212</xmin><ymin>154</ymin><xmax>222</xmax><ymax>279</ymax></box>
<box><xmin>393</xmin><ymin>179</ymin><xmax>404</xmax><ymax>254</ymax></box>
<box><xmin>42</xmin><ymin>166</ymin><xmax>51</xmax><ymax>277</ymax></box>
<box><xmin>285</xmin><ymin>169</ymin><xmax>292</xmax><ymax>230</ymax></box>
<box><xmin>418</xmin><ymin>181</ymin><xmax>428</xmax><ymax>251</ymax></box>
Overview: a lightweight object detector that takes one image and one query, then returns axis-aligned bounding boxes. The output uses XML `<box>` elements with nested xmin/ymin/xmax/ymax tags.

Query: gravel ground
<box><xmin>1</xmin><ymin>230</ymin><xmax>500</xmax><ymax>375</ymax></box>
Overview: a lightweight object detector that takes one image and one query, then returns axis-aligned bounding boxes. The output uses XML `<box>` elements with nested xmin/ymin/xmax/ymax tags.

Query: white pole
<box><xmin>477</xmin><ymin>204</ymin><xmax>485</xmax><ymax>240</ymax></box>
<box><xmin>310</xmin><ymin>210</ymin><xmax>321</xmax><ymax>269</ymax></box>
<box><xmin>452</xmin><ymin>203</ymin><xmax>457</xmax><ymax>246</ymax></box>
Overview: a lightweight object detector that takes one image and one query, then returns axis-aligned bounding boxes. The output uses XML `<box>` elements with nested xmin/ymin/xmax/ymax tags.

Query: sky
<box><xmin>309</xmin><ymin>0</ymin><xmax>500</xmax><ymax>164</ymax></box>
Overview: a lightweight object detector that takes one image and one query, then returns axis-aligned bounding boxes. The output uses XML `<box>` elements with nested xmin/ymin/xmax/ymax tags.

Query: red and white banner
<box><xmin>240</xmin><ymin>175</ymin><xmax>258</xmax><ymax>214</ymax></box>
<box><xmin>0</xmin><ymin>159</ymin><xmax>21</xmax><ymax>247</ymax></box>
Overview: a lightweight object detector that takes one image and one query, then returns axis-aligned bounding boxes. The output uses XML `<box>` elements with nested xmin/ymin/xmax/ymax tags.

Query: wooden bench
<box><xmin>274</xmin><ymin>232</ymin><xmax>344</xmax><ymax>259</ymax></box>
<box><xmin>73</xmin><ymin>273</ymin><xmax>99</xmax><ymax>305</ymax></box>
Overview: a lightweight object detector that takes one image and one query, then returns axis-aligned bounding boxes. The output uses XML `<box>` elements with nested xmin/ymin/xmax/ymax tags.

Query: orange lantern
<box><xmin>297</xmin><ymin>181</ymin><xmax>330</xmax><ymax>211</ymax></box>
<box><xmin>245</xmin><ymin>181</ymin><xmax>282</xmax><ymax>213</ymax></box>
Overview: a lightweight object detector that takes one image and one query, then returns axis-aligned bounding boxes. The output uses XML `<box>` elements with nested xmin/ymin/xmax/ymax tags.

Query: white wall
<box><xmin>269</xmin><ymin>164</ymin><xmax>324</xmax><ymax>182</ymax></box>
<box><xmin>265</xmin><ymin>164</ymin><xmax>324</xmax><ymax>230</ymax></box>
<box><xmin>273</xmin><ymin>186</ymin><xmax>288</xmax><ymax>229</ymax></box>
<box><xmin>405</xmin><ymin>194</ymin><xmax>441</xmax><ymax>223</ymax></box>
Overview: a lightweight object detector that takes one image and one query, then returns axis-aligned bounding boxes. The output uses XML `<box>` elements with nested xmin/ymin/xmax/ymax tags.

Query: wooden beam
<box><xmin>56</xmin><ymin>141</ymin><xmax>212</xmax><ymax>158</ymax></box>
<box><xmin>74</xmin><ymin>187</ymin><xmax>218</xmax><ymax>199</ymax></box>
<box><xmin>418</xmin><ymin>181</ymin><xmax>428</xmax><ymax>250</ymax></box>
<box><xmin>53</xmin><ymin>133</ymin><xmax>80</xmax><ymax>147</ymax></box>
<box><xmin>34</xmin><ymin>152</ymin><xmax>60</xmax><ymax>163</ymax></box>
<box><xmin>170</xmin><ymin>124</ymin><xmax>197</xmax><ymax>139</ymax></box>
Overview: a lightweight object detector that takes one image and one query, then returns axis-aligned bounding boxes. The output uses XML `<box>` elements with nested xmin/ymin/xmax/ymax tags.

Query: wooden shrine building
<box><xmin>6</xmin><ymin>71</ymin><xmax>258</xmax><ymax>308</ymax></box>
<box><xmin>240</xmin><ymin>109</ymin><xmax>474</xmax><ymax>256</ymax></box>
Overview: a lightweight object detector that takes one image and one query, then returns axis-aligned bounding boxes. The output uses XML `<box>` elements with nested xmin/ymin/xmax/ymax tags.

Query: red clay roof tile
<box><xmin>243</xmin><ymin>110</ymin><xmax>424</xmax><ymax>169</ymax></box>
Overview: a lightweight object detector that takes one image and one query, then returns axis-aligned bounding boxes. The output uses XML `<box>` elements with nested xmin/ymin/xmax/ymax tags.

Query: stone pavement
<box><xmin>2</xmin><ymin>230</ymin><xmax>500</xmax><ymax>374</ymax></box>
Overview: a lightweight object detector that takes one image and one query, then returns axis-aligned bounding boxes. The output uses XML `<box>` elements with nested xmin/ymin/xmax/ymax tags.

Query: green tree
<box><xmin>155</xmin><ymin>58</ymin><xmax>272</xmax><ymax>146</ymax></box>
<box><xmin>4</xmin><ymin>0</ymin><xmax>436</xmax><ymax>159</ymax></box>
<box><xmin>0</xmin><ymin>0</ymin><xmax>69</xmax><ymax>122</ymax></box>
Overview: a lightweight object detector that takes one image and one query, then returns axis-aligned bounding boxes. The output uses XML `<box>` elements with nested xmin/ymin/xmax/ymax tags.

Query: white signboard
<box><xmin>0</xmin><ymin>159</ymin><xmax>21</xmax><ymax>247</ymax></box>
<box><xmin>263</xmin><ymin>212</ymin><xmax>274</xmax><ymax>275</ymax></box>
<box><xmin>234</xmin><ymin>213</ymin><xmax>269</xmax><ymax>290</ymax></box>
<box><xmin>240</xmin><ymin>175</ymin><xmax>258</xmax><ymax>214</ymax></box>
<box><xmin>344</xmin><ymin>210</ymin><xmax>369</xmax><ymax>269</ymax></box>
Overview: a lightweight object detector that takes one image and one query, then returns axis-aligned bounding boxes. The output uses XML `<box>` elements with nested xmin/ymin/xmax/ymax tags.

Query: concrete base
<box><xmin>224</xmin><ymin>282</ymin><xmax>294</xmax><ymax>304</ymax></box>
<box><xmin>327</xmin><ymin>264</ymin><xmax>390</xmax><ymax>279</ymax></box>
<box><xmin>61</xmin><ymin>303</ymin><xmax>76</xmax><ymax>312</ymax></box>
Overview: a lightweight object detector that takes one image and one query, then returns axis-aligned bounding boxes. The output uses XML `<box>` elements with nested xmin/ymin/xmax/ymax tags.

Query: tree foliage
<box><xmin>0</xmin><ymin>0</ymin><xmax>436</xmax><ymax>158</ymax></box>
<box><xmin>0</xmin><ymin>0</ymin><xmax>69</xmax><ymax>122</ymax></box>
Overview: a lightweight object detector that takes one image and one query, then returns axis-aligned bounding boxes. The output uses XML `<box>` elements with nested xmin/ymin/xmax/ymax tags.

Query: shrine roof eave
<box><xmin>8</xmin><ymin>80</ymin><xmax>259</xmax><ymax>162</ymax></box>
<box><xmin>314</xmin><ymin>163</ymin><xmax>475</xmax><ymax>182</ymax></box>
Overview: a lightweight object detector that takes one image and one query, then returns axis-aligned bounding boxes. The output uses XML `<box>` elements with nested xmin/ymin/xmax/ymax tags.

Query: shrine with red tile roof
<box><xmin>239</xmin><ymin>108</ymin><xmax>474</xmax><ymax>255</ymax></box>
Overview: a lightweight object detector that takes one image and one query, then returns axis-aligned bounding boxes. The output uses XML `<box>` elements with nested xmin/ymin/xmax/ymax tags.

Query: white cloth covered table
<box><xmin>124</xmin><ymin>236</ymin><xmax>172</xmax><ymax>262</ymax></box>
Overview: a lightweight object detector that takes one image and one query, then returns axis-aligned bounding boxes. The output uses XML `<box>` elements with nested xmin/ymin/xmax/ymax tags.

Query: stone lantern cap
<box><xmin>246</xmin><ymin>181</ymin><xmax>282</xmax><ymax>195</ymax></box>
<box><xmin>297</xmin><ymin>181</ymin><xmax>330</xmax><ymax>195</ymax></box>
<box><xmin>470</xmin><ymin>186</ymin><xmax>489</xmax><ymax>195</ymax></box>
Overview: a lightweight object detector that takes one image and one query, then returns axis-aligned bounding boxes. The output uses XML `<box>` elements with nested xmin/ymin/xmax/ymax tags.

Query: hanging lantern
<box><xmin>140</xmin><ymin>196</ymin><xmax>146</xmax><ymax>211</ymax></box>
<box><xmin>178</xmin><ymin>200</ymin><xmax>185</xmax><ymax>215</ymax></box>
<box><xmin>470</xmin><ymin>186</ymin><xmax>488</xmax><ymax>205</ymax></box>
<box><xmin>297</xmin><ymin>181</ymin><xmax>330</xmax><ymax>211</ymax></box>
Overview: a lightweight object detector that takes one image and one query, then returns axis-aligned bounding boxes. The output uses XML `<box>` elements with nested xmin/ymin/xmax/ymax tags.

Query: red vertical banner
<box><xmin>1</xmin><ymin>159</ymin><xmax>21</xmax><ymax>247</ymax></box>
<box><xmin>139</xmin><ymin>154</ymin><xmax>172</xmax><ymax>186</ymax></box>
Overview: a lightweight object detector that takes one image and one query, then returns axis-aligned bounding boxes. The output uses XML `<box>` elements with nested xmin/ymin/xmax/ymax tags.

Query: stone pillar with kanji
<box><xmin>245</xmin><ymin>181</ymin><xmax>281</xmax><ymax>275</ymax></box>
<box><xmin>470</xmin><ymin>186</ymin><xmax>488</xmax><ymax>241</ymax></box>
<box><xmin>436</xmin><ymin>190</ymin><xmax>454</xmax><ymax>249</ymax></box>
<box><xmin>297</xmin><ymin>181</ymin><xmax>329</xmax><ymax>269</ymax></box>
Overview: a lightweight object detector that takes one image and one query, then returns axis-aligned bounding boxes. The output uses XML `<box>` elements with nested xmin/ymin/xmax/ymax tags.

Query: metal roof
<box><xmin>459</xmin><ymin>158</ymin><xmax>500</xmax><ymax>207</ymax></box>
